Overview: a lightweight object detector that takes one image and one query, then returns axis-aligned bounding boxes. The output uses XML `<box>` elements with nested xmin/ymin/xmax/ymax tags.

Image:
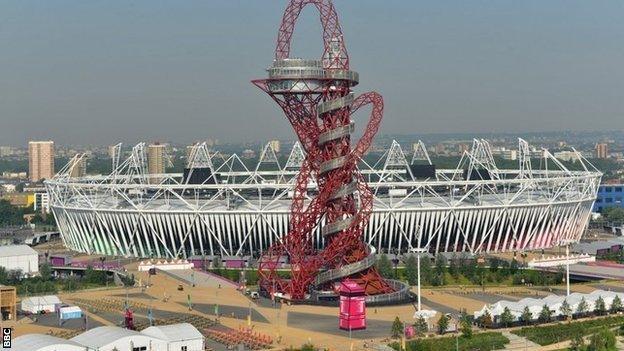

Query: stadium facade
<box><xmin>45</xmin><ymin>139</ymin><xmax>601</xmax><ymax>259</ymax></box>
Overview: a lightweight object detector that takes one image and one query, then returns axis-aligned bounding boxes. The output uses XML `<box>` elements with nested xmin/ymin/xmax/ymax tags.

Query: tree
<box><xmin>448</xmin><ymin>253</ymin><xmax>460</xmax><ymax>280</ymax></box>
<box><xmin>509</xmin><ymin>258</ymin><xmax>519</xmax><ymax>275</ymax></box>
<box><xmin>376</xmin><ymin>254</ymin><xmax>394</xmax><ymax>279</ymax></box>
<box><xmin>39</xmin><ymin>263</ymin><xmax>52</xmax><ymax>281</ymax></box>
<box><xmin>121</xmin><ymin>273</ymin><xmax>135</xmax><ymax>287</ymax></box>
<box><xmin>0</xmin><ymin>267</ymin><xmax>7</xmax><ymax>285</ymax></box>
<box><xmin>420</xmin><ymin>255</ymin><xmax>434</xmax><ymax>285</ymax></box>
<box><xmin>576</xmin><ymin>297</ymin><xmax>589</xmax><ymax>316</ymax></box>
<box><xmin>609</xmin><ymin>295</ymin><xmax>622</xmax><ymax>313</ymax></box>
<box><xmin>0</xmin><ymin>199</ymin><xmax>26</xmax><ymax>225</ymax></box>
<box><xmin>560</xmin><ymin>299</ymin><xmax>572</xmax><ymax>319</ymax></box>
<box><xmin>588</xmin><ymin>327</ymin><xmax>616</xmax><ymax>351</ymax></box>
<box><xmin>437</xmin><ymin>314</ymin><xmax>449</xmax><ymax>335</ymax></box>
<box><xmin>594</xmin><ymin>296</ymin><xmax>606</xmax><ymax>316</ymax></box>
<box><xmin>404</xmin><ymin>255</ymin><xmax>418</xmax><ymax>286</ymax></box>
<box><xmin>500</xmin><ymin>307</ymin><xmax>514</xmax><ymax>327</ymax></box>
<box><xmin>538</xmin><ymin>304</ymin><xmax>552</xmax><ymax>323</ymax></box>
<box><xmin>489</xmin><ymin>257</ymin><xmax>500</xmax><ymax>273</ymax></box>
<box><xmin>391</xmin><ymin>316</ymin><xmax>404</xmax><ymax>338</ymax></box>
<box><xmin>460</xmin><ymin>314</ymin><xmax>472</xmax><ymax>338</ymax></box>
<box><xmin>569</xmin><ymin>333</ymin><xmax>585</xmax><ymax>351</ymax></box>
<box><xmin>212</xmin><ymin>256</ymin><xmax>222</xmax><ymax>269</ymax></box>
<box><xmin>414</xmin><ymin>315</ymin><xmax>428</xmax><ymax>336</ymax></box>
<box><xmin>8</xmin><ymin>269</ymin><xmax>23</xmax><ymax>283</ymax></box>
<box><xmin>433</xmin><ymin>254</ymin><xmax>447</xmax><ymax>286</ymax></box>
<box><xmin>460</xmin><ymin>253</ymin><xmax>477</xmax><ymax>281</ymax></box>
<box><xmin>520</xmin><ymin>306</ymin><xmax>533</xmax><ymax>325</ymax></box>
<box><xmin>63</xmin><ymin>276</ymin><xmax>80</xmax><ymax>291</ymax></box>
<box><xmin>479</xmin><ymin>310</ymin><xmax>493</xmax><ymax>329</ymax></box>
<box><xmin>602</xmin><ymin>207</ymin><xmax>624</xmax><ymax>223</ymax></box>
<box><xmin>84</xmin><ymin>266</ymin><xmax>108</xmax><ymax>285</ymax></box>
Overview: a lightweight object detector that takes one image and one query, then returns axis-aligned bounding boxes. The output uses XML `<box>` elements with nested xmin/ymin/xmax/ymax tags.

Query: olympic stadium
<box><xmin>45</xmin><ymin>139</ymin><xmax>601</xmax><ymax>259</ymax></box>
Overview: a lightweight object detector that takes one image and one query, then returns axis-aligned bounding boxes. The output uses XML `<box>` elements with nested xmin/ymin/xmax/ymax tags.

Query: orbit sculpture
<box><xmin>253</xmin><ymin>0</ymin><xmax>391</xmax><ymax>300</ymax></box>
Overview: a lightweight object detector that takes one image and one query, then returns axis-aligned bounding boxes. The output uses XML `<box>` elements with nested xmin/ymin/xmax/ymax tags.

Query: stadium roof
<box><xmin>141</xmin><ymin>323</ymin><xmax>203</xmax><ymax>341</ymax></box>
<box><xmin>0</xmin><ymin>244</ymin><xmax>37</xmax><ymax>257</ymax></box>
<box><xmin>12</xmin><ymin>334</ymin><xmax>85</xmax><ymax>351</ymax></box>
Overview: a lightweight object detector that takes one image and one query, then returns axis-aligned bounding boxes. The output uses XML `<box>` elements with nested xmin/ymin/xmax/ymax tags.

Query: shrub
<box><xmin>587</xmin><ymin>327</ymin><xmax>616</xmax><ymax>351</ymax></box>
<box><xmin>512</xmin><ymin>315</ymin><xmax>624</xmax><ymax>346</ymax></box>
<box><xmin>390</xmin><ymin>332</ymin><xmax>509</xmax><ymax>351</ymax></box>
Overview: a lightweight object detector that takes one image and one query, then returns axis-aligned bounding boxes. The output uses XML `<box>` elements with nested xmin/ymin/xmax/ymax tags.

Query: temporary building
<box><xmin>21</xmin><ymin>295</ymin><xmax>61</xmax><ymax>314</ymax></box>
<box><xmin>12</xmin><ymin>334</ymin><xmax>86</xmax><ymax>351</ymax></box>
<box><xmin>0</xmin><ymin>245</ymin><xmax>39</xmax><ymax>275</ymax></box>
<box><xmin>59</xmin><ymin>306</ymin><xmax>83</xmax><ymax>320</ymax></box>
<box><xmin>71</xmin><ymin>326</ymin><xmax>167</xmax><ymax>351</ymax></box>
<box><xmin>142</xmin><ymin>323</ymin><xmax>205</xmax><ymax>351</ymax></box>
<box><xmin>474</xmin><ymin>289</ymin><xmax>624</xmax><ymax>321</ymax></box>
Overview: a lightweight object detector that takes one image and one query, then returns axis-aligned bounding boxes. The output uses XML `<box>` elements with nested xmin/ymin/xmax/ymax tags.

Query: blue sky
<box><xmin>1</xmin><ymin>0</ymin><xmax>623</xmax><ymax>145</ymax></box>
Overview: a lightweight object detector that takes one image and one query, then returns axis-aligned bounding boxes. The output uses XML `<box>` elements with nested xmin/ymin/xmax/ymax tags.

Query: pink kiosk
<box><xmin>339</xmin><ymin>280</ymin><xmax>366</xmax><ymax>330</ymax></box>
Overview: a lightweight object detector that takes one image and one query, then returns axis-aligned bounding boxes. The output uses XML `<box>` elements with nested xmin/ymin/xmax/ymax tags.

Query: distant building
<box><xmin>28</xmin><ymin>141</ymin><xmax>54</xmax><ymax>182</ymax></box>
<box><xmin>595</xmin><ymin>143</ymin><xmax>608</xmax><ymax>159</ymax></box>
<box><xmin>493</xmin><ymin>148</ymin><xmax>517</xmax><ymax>161</ymax></box>
<box><xmin>0</xmin><ymin>245</ymin><xmax>39</xmax><ymax>276</ymax></box>
<box><xmin>107</xmin><ymin>145</ymin><xmax>116</xmax><ymax>159</ymax></box>
<box><xmin>34</xmin><ymin>192</ymin><xmax>50</xmax><ymax>214</ymax></box>
<box><xmin>69</xmin><ymin>157</ymin><xmax>87</xmax><ymax>178</ymax></box>
<box><xmin>1</xmin><ymin>171</ymin><xmax>27</xmax><ymax>179</ymax></box>
<box><xmin>1</xmin><ymin>193</ymin><xmax>34</xmax><ymax>207</ymax></box>
<box><xmin>457</xmin><ymin>143</ymin><xmax>469</xmax><ymax>154</ymax></box>
<box><xmin>147</xmin><ymin>143</ymin><xmax>167</xmax><ymax>175</ymax></box>
<box><xmin>594</xmin><ymin>184</ymin><xmax>624</xmax><ymax>213</ymax></box>
<box><xmin>0</xmin><ymin>146</ymin><xmax>16</xmax><ymax>157</ymax></box>
<box><xmin>434</xmin><ymin>143</ymin><xmax>446</xmax><ymax>155</ymax></box>
<box><xmin>242</xmin><ymin>149</ymin><xmax>256</xmax><ymax>159</ymax></box>
<box><xmin>554</xmin><ymin>151</ymin><xmax>578</xmax><ymax>163</ymax></box>
<box><xmin>269</xmin><ymin>139</ymin><xmax>281</xmax><ymax>153</ymax></box>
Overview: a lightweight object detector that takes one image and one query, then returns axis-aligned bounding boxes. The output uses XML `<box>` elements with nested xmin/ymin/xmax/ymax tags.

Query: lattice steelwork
<box><xmin>47</xmin><ymin>140</ymin><xmax>600</xmax><ymax>262</ymax></box>
<box><xmin>251</xmin><ymin>0</ymin><xmax>390</xmax><ymax>299</ymax></box>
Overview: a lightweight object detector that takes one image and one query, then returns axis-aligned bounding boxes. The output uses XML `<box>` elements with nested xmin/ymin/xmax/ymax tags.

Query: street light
<box><xmin>559</xmin><ymin>239</ymin><xmax>576</xmax><ymax>297</ymax></box>
<box><xmin>410</xmin><ymin>247</ymin><xmax>428</xmax><ymax>312</ymax></box>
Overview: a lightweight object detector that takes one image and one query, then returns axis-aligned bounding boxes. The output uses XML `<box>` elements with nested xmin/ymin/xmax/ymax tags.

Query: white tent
<box><xmin>142</xmin><ymin>323</ymin><xmax>204</xmax><ymax>351</ymax></box>
<box><xmin>71</xmin><ymin>326</ymin><xmax>167</xmax><ymax>351</ymax></box>
<box><xmin>21</xmin><ymin>295</ymin><xmax>61</xmax><ymax>314</ymax></box>
<box><xmin>12</xmin><ymin>334</ymin><xmax>85</xmax><ymax>351</ymax></box>
<box><xmin>0</xmin><ymin>245</ymin><xmax>38</xmax><ymax>275</ymax></box>
<box><xmin>474</xmin><ymin>289</ymin><xmax>624</xmax><ymax>322</ymax></box>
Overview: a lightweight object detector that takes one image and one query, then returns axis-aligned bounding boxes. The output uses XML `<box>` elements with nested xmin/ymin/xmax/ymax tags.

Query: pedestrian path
<box><xmin>502</xmin><ymin>331</ymin><xmax>540</xmax><ymax>350</ymax></box>
<box><xmin>159</xmin><ymin>269</ymin><xmax>238</xmax><ymax>288</ymax></box>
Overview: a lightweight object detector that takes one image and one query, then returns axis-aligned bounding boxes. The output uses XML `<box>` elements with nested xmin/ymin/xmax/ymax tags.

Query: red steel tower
<box><xmin>253</xmin><ymin>0</ymin><xmax>391</xmax><ymax>300</ymax></box>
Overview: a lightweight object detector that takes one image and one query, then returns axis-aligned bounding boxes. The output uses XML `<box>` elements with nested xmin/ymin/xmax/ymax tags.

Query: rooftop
<box><xmin>71</xmin><ymin>326</ymin><xmax>142</xmax><ymax>348</ymax></box>
<box><xmin>13</xmin><ymin>334</ymin><xmax>84</xmax><ymax>351</ymax></box>
<box><xmin>0</xmin><ymin>244</ymin><xmax>37</xmax><ymax>257</ymax></box>
<box><xmin>141</xmin><ymin>322</ymin><xmax>203</xmax><ymax>341</ymax></box>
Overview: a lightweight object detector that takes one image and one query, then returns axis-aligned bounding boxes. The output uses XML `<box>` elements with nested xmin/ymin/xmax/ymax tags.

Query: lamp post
<box><xmin>410</xmin><ymin>247</ymin><xmax>428</xmax><ymax>312</ymax></box>
<box><xmin>560</xmin><ymin>239</ymin><xmax>575</xmax><ymax>297</ymax></box>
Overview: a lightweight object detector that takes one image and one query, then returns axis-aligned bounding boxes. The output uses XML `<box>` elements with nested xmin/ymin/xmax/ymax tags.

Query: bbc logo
<box><xmin>2</xmin><ymin>328</ymin><xmax>10</xmax><ymax>348</ymax></box>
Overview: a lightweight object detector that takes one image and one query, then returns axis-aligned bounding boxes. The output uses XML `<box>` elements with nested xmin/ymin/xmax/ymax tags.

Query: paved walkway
<box><xmin>501</xmin><ymin>331</ymin><xmax>540</xmax><ymax>350</ymax></box>
<box><xmin>159</xmin><ymin>269</ymin><xmax>238</xmax><ymax>288</ymax></box>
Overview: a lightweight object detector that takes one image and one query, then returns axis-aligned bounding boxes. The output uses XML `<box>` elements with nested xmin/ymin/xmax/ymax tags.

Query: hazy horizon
<box><xmin>2</xmin><ymin>0</ymin><xmax>623</xmax><ymax>146</ymax></box>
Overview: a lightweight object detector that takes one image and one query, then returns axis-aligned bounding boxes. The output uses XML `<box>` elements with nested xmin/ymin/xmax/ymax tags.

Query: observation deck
<box><xmin>266</xmin><ymin>58</ymin><xmax>359</xmax><ymax>93</ymax></box>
